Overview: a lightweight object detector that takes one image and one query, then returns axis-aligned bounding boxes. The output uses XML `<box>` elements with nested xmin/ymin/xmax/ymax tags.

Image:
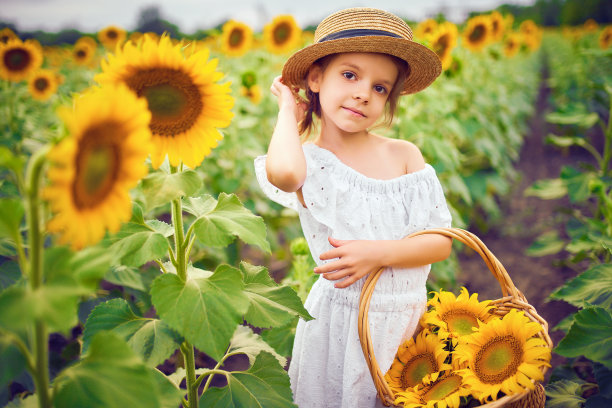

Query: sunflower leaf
<box><xmin>555</xmin><ymin>306</ymin><xmax>612</xmax><ymax>366</ymax></box>
<box><xmin>228</xmin><ymin>325</ymin><xmax>286</xmax><ymax>367</ymax></box>
<box><xmin>150</xmin><ymin>264</ymin><xmax>249</xmax><ymax>361</ymax></box>
<box><xmin>549</xmin><ymin>264</ymin><xmax>612</xmax><ymax>309</ymax></box>
<box><xmin>524</xmin><ymin>178</ymin><xmax>568</xmax><ymax>200</ymax></box>
<box><xmin>140</xmin><ymin>170</ymin><xmax>202</xmax><ymax>211</ymax></box>
<box><xmin>545</xmin><ymin>380</ymin><xmax>586</xmax><ymax>408</ymax></box>
<box><xmin>109</xmin><ymin>223</ymin><xmax>170</xmax><ymax>267</ymax></box>
<box><xmin>83</xmin><ymin>298</ymin><xmax>182</xmax><ymax>367</ymax></box>
<box><xmin>190</xmin><ymin>193</ymin><xmax>271</xmax><ymax>253</ymax></box>
<box><xmin>240</xmin><ymin>262</ymin><xmax>312</xmax><ymax>328</ymax></box>
<box><xmin>199</xmin><ymin>351</ymin><xmax>297</xmax><ymax>408</ymax></box>
<box><xmin>54</xmin><ymin>331</ymin><xmax>181</xmax><ymax>408</ymax></box>
<box><xmin>0</xmin><ymin>198</ymin><xmax>24</xmax><ymax>247</ymax></box>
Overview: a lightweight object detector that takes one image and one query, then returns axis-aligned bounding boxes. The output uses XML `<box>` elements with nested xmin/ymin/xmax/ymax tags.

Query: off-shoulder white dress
<box><xmin>254</xmin><ymin>143</ymin><xmax>452</xmax><ymax>408</ymax></box>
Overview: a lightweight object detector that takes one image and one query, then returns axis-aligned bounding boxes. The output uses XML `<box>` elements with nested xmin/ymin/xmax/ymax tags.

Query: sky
<box><xmin>2</xmin><ymin>0</ymin><xmax>536</xmax><ymax>34</ymax></box>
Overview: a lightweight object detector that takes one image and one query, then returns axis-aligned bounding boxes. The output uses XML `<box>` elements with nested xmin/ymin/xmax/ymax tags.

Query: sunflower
<box><xmin>220</xmin><ymin>20</ymin><xmax>253</xmax><ymax>57</ymax></box>
<box><xmin>454</xmin><ymin>309</ymin><xmax>551</xmax><ymax>403</ymax></box>
<box><xmin>583</xmin><ymin>18</ymin><xmax>599</xmax><ymax>32</ymax></box>
<box><xmin>0</xmin><ymin>27</ymin><xmax>19</xmax><ymax>44</ymax></box>
<box><xmin>415</xmin><ymin>19</ymin><xmax>439</xmax><ymax>41</ymax></box>
<box><xmin>503</xmin><ymin>33</ymin><xmax>522</xmax><ymax>57</ymax></box>
<box><xmin>462</xmin><ymin>15</ymin><xmax>492</xmax><ymax>52</ymax></box>
<box><xmin>599</xmin><ymin>26</ymin><xmax>612</xmax><ymax>49</ymax></box>
<box><xmin>489</xmin><ymin>11</ymin><xmax>506</xmax><ymax>43</ymax></box>
<box><xmin>394</xmin><ymin>371</ymin><xmax>471</xmax><ymax>408</ymax></box>
<box><xmin>0</xmin><ymin>38</ymin><xmax>43</xmax><ymax>82</ymax></box>
<box><xmin>263</xmin><ymin>15</ymin><xmax>302</xmax><ymax>55</ymax></box>
<box><xmin>28</xmin><ymin>69</ymin><xmax>59</xmax><ymax>101</ymax></box>
<box><xmin>44</xmin><ymin>84</ymin><xmax>152</xmax><ymax>250</ymax></box>
<box><xmin>385</xmin><ymin>330</ymin><xmax>451</xmax><ymax>394</ymax></box>
<box><xmin>98</xmin><ymin>25</ymin><xmax>127</xmax><ymax>50</ymax></box>
<box><xmin>72</xmin><ymin>38</ymin><xmax>97</xmax><ymax>66</ymax></box>
<box><xmin>421</xmin><ymin>288</ymin><xmax>495</xmax><ymax>341</ymax></box>
<box><xmin>519</xmin><ymin>20</ymin><xmax>542</xmax><ymax>51</ymax></box>
<box><xmin>240</xmin><ymin>84</ymin><xmax>262</xmax><ymax>105</ymax></box>
<box><xmin>95</xmin><ymin>34</ymin><xmax>234</xmax><ymax>168</ymax></box>
<box><xmin>430</xmin><ymin>25</ymin><xmax>458</xmax><ymax>71</ymax></box>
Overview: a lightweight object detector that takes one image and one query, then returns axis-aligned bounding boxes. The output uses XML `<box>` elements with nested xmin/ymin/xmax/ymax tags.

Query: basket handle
<box><xmin>357</xmin><ymin>227</ymin><xmax>548</xmax><ymax>406</ymax></box>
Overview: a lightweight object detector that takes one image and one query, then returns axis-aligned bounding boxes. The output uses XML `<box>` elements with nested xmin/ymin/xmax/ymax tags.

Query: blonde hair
<box><xmin>298</xmin><ymin>53</ymin><xmax>408</xmax><ymax>136</ymax></box>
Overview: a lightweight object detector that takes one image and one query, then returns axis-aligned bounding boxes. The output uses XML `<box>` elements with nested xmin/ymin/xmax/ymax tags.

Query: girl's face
<box><xmin>307</xmin><ymin>53</ymin><xmax>399</xmax><ymax>135</ymax></box>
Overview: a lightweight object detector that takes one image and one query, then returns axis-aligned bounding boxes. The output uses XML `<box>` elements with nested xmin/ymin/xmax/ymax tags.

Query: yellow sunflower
<box><xmin>430</xmin><ymin>25</ymin><xmax>458</xmax><ymax>71</ymax></box>
<box><xmin>220</xmin><ymin>20</ymin><xmax>253</xmax><ymax>57</ymax></box>
<box><xmin>384</xmin><ymin>330</ymin><xmax>451</xmax><ymax>394</ymax></box>
<box><xmin>583</xmin><ymin>18</ymin><xmax>599</xmax><ymax>32</ymax></box>
<box><xmin>454</xmin><ymin>309</ymin><xmax>551</xmax><ymax>403</ymax></box>
<box><xmin>0</xmin><ymin>27</ymin><xmax>19</xmax><ymax>44</ymax></box>
<box><xmin>394</xmin><ymin>371</ymin><xmax>471</xmax><ymax>408</ymax></box>
<box><xmin>599</xmin><ymin>26</ymin><xmax>612</xmax><ymax>49</ymax></box>
<box><xmin>28</xmin><ymin>69</ymin><xmax>58</xmax><ymax>101</ymax></box>
<box><xmin>240</xmin><ymin>85</ymin><xmax>262</xmax><ymax>105</ymax></box>
<box><xmin>0</xmin><ymin>38</ymin><xmax>43</xmax><ymax>82</ymax></box>
<box><xmin>519</xmin><ymin>20</ymin><xmax>541</xmax><ymax>51</ymax></box>
<box><xmin>489</xmin><ymin>11</ymin><xmax>506</xmax><ymax>43</ymax></box>
<box><xmin>72</xmin><ymin>39</ymin><xmax>97</xmax><ymax>67</ymax></box>
<box><xmin>263</xmin><ymin>15</ymin><xmax>302</xmax><ymax>55</ymax></box>
<box><xmin>503</xmin><ymin>33</ymin><xmax>522</xmax><ymax>57</ymax></box>
<box><xmin>45</xmin><ymin>84</ymin><xmax>152</xmax><ymax>250</ymax></box>
<box><xmin>95</xmin><ymin>34</ymin><xmax>234</xmax><ymax>168</ymax></box>
<box><xmin>421</xmin><ymin>288</ymin><xmax>495</xmax><ymax>341</ymax></box>
<box><xmin>462</xmin><ymin>15</ymin><xmax>492</xmax><ymax>52</ymax></box>
<box><xmin>415</xmin><ymin>19</ymin><xmax>439</xmax><ymax>41</ymax></box>
<box><xmin>98</xmin><ymin>25</ymin><xmax>127</xmax><ymax>50</ymax></box>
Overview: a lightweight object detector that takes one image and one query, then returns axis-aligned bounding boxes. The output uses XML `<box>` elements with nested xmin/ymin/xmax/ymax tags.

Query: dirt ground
<box><xmin>455</xmin><ymin>64</ymin><xmax>592</xmax><ymax>377</ymax></box>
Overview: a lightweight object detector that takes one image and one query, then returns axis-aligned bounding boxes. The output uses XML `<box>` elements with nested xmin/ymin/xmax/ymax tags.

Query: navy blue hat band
<box><xmin>318</xmin><ymin>29</ymin><xmax>403</xmax><ymax>43</ymax></box>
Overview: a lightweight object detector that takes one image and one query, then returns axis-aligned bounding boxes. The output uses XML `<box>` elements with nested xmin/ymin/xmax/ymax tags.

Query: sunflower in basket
<box><xmin>394</xmin><ymin>370</ymin><xmax>472</xmax><ymax>408</ymax></box>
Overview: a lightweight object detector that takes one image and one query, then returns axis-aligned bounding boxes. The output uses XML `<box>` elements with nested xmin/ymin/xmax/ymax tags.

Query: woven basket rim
<box><xmin>357</xmin><ymin>227</ymin><xmax>552</xmax><ymax>408</ymax></box>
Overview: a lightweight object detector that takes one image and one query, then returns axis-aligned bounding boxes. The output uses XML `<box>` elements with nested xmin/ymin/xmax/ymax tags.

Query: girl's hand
<box><xmin>314</xmin><ymin>237</ymin><xmax>383</xmax><ymax>289</ymax></box>
<box><xmin>270</xmin><ymin>75</ymin><xmax>307</xmax><ymax>123</ymax></box>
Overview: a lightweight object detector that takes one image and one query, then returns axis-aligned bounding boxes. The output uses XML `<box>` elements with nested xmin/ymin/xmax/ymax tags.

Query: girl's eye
<box><xmin>374</xmin><ymin>85</ymin><xmax>388</xmax><ymax>94</ymax></box>
<box><xmin>342</xmin><ymin>71</ymin><xmax>356</xmax><ymax>80</ymax></box>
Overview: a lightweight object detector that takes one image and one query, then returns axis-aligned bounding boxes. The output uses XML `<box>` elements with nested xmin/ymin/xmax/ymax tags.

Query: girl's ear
<box><xmin>307</xmin><ymin>65</ymin><xmax>322</xmax><ymax>93</ymax></box>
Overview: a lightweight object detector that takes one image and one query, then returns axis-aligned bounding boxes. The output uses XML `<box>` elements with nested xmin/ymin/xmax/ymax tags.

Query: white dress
<box><xmin>254</xmin><ymin>143</ymin><xmax>452</xmax><ymax>408</ymax></box>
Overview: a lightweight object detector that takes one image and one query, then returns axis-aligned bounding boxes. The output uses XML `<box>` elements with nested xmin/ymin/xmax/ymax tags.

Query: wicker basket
<box><xmin>357</xmin><ymin>228</ymin><xmax>553</xmax><ymax>408</ymax></box>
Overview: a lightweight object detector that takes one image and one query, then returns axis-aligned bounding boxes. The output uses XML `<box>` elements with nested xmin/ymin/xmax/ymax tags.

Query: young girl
<box><xmin>254</xmin><ymin>8</ymin><xmax>453</xmax><ymax>408</ymax></box>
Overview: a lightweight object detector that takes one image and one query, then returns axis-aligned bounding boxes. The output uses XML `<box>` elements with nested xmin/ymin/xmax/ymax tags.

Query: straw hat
<box><xmin>282</xmin><ymin>8</ymin><xmax>442</xmax><ymax>95</ymax></box>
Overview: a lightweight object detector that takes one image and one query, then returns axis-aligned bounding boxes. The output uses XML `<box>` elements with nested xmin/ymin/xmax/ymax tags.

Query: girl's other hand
<box><xmin>314</xmin><ymin>237</ymin><xmax>382</xmax><ymax>289</ymax></box>
<box><xmin>270</xmin><ymin>75</ymin><xmax>307</xmax><ymax>123</ymax></box>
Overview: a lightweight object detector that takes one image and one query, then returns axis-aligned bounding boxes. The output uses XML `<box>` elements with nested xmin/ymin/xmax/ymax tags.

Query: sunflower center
<box><xmin>443</xmin><ymin>310</ymin><xmax>479</xmax><ymax>336</ymax></box>
<box><xmin>4</xmin><ymin>48</ymin><xmax>30</xmax><ymax>71</ymax></box>
<box><xmin>469</xmin><ymin>25</ymin><xmax>486</xmax><ymax>43</ymax></box>
<box><xmin>400</xmin><ymin>353</ymin><xmax>439</xmax><ymax>388</ymax></box>
<box><xmin>75</xmin><ymin>49</ymin><xmax>87</xmax><ymax>58</ymax></box>
<box><xmin>107</xmin><ymin>30</ymin><xmax>118</xmax><ymax>39</ymax></box>
<box><xmin>474</xmin><ymin>335</ymin><xmax>523</xmax><ymax>384</ymax></box>
<box><xmin>422</xmin><ymin>374</ymin><xmax>462</xmax><ymax>402</ymax></box>
<box><xmin>72</xmin><ymin>123</ymin><xmax>122</xmax><ymax>209</ymax></box>
<box><xmin>229</xmin><ymin>28</ymin><xmax>244</xmax><ymax>47</ymax></box>
<box><xmin>126</xmin><ymin>68</ymin><xmax>202</xmax><ymax>137</ymax></box>
<box><xmin>273</xmin><ymin>22</ymin><xmax>291</xmax><ymax>45</ymax></box>
<box><xmin>434</xmin><ymin>34</ymin><xmax>450</xmax><ymax>55</ymax></box>
<box><xmin>34</xmin><ymin>77</ymin><xmax>49</xmax><ymax>91</ymax></box>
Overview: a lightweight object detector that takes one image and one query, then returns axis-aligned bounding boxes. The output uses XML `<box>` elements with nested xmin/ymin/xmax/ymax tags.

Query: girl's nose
<box><xmin>353</xmin><ymin>86</ymin><xmax>370</xmax><ymax>103</ymax></box>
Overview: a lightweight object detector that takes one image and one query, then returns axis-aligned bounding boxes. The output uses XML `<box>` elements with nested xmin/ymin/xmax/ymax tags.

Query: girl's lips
<box><xmin>342</xmin><ymin>106</ymin><xmax>365</xmax><ymax>117</ymax></box>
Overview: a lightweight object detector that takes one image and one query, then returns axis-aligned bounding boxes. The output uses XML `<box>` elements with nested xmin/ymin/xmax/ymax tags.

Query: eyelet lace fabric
<box><xmin>254</xmin><ymin>143</ymin><xmax>452</xmax><ymax>407</ymax></box>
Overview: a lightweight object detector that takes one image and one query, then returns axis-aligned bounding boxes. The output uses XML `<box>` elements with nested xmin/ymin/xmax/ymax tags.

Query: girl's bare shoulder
<box><xmin>378</xmin><ymin>137</ymin><xmax>426</xmax><ymax>174</ymax></box>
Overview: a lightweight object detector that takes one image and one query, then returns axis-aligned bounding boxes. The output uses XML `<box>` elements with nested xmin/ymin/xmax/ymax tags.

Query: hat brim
<box><xmin>282</xmin><ymin>36</ymin><xmax>442</xmax><ymax>95</ymax></box>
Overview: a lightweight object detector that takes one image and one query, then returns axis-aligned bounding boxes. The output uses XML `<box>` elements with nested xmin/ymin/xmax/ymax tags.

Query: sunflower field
<box><xmin>0</xmin><ymin>7</ymin><xmax>611</xmax><ymax>408</ymax></box>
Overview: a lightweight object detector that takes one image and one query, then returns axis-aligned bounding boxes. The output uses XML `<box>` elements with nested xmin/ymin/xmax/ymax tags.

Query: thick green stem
<box><xmin>601</xmin><ymin>103</ymin><xmax>612</xmax><ymax>176</ymax></box>
<box><xmin>181</xmin><ymin>342</ymin><xmax>199</xmax><ymax>408</ymax></box>
<box><xmin>25</xmin><ymin>147</ymin><xmax>51</xmax><ymax>408</ymax></box>
<box><xmin>170</xmin><ymin>168</ymin><xmax>186</xmax><ymax>280</ymax></box>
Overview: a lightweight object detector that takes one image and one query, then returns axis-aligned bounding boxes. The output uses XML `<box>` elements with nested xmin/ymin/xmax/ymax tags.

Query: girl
<box><xmin>255</xmin><ymin>8</ymin><xmax>453</xmax><ymax>408</ymax></box>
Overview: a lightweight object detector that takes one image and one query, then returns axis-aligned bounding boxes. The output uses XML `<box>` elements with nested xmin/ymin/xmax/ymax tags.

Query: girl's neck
<box><xmin>314</xmin><ymin>121</ymin><xmax>371</xmax><ymax>154</ymax></box>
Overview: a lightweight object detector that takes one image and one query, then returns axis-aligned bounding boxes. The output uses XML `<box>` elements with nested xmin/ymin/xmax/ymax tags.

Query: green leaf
<box><xmin>545</xmin><ymin>380</ymin><xmax>586</xmax><ymax>408</ymax></box>
<box><xmin>104</xmin><ymin>265</ymin><xmax>148</xmax><ymax>292</ymax></box>
<box><xmin>446</xmin><ymin>173</ymin><xmax>472</xmax><ymax>204</ymax></box>
<box><xmin>240</xmin><ymin>262</ymin><xmax>312</xmax><ymax>328</ymax></box>
<box><xmin>109</xmin><ymin>223</ymin><xmax>170</xmax><ymax>267</ymax></box>
<box><xmin>0</xmin><ymin>198</ymin><xmax>24</xmax><ymax>245</ymax></box>
<box><xmin>200</xmin><ymin>352</ymin><xmax>297</xmax><ymax>408</ymax></box>
<box><xmin>526</xmin><ymin>231</ymin><xmax>566</xmax><ymax>257</ymax></box>
<box><xmin>555</xmin><ymin>306</ymin><xmax>612</xmax><ymax>366</ymax></box>
<box><xmin>0</xmin><ymin>339</ymin><xmax>27</xmax><ymax>389</ymax></box>
<box><xmin>549</xmin><ymin>264</ymin><xmax>612</xmax><ymax>309</ymax></box>
<box><xmin>54</xmin><ymin>331</ymin><xmax>173</xmax><ymax>408</ymax></box>
<box><xmin>83</xmin><ymin>298</ymin><xmax>182</xmax><ymax>367</ymax></box>
<box><xmin>150</xmin><ymin>264</ymin><xmax>249</xmax><ymax>360</ymax></box>
<box><xmin>593</xmin><ymin>363</ymin><xmax>612</xmax><ymax>398</ymax></box>
<box><xmin>546</xmin><ymin>111</ymin><xmax>599</xmax><ymax>128</ymax></box>
<box><xmin>524</xmin><ymin>178</ymin><xmax>568</xmax><ymax>200</ymax></box>
<box><xmin>0</xmin><ymin>146</ymin><xmax>25</xmax><ymax>176</ymax></box>
<box><xmin>546</xmin><ymin>134</ymin><xmax>587</xmax><ymax>148</ymax></box>
<box><xmin>140</xmin><ymin>169</ymin><xmax>202</xmax><ymax>211</ymax></box>
<box><xmin>560</xmin><ymin>167</ymin><xmax>595</xmax><ymax>203</ymax></box>
<box><xmin>229</xmin><ymin>325</ymin><xmax>286</xmax><ymax>367</ymax></box>
<box><xmin>260</xmin><ymin>318</ymin><xmax>298</xmax><ymax>357</ymax></box>
<box><xmin>189</xmin><ymin>193</ymin><xmax>271</xmax><ymax>253</ymax></box>
<box><xmin>149</xmin><ymin>368</ymin><xmax>185</xmax><ymax>408</ymax></box>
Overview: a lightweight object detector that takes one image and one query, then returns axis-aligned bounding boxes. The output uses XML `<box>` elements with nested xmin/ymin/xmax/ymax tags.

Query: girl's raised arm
<box><xmin>266</xmin><ymin>76</ymin><xmax>308</xmax><ymax>192</ymax></box>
